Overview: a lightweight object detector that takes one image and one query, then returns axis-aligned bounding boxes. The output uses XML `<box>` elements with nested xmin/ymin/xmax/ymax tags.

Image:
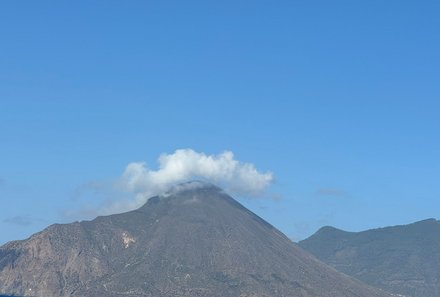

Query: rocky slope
<box><xmin>300</xmin><ymin>219</ymin><xmax>440</xmax><ymax>297</ymax></box>
<box><xmin>0</xmin><ymin>182</ymin><xmax>394</xmax><ymax>297</ymax></box>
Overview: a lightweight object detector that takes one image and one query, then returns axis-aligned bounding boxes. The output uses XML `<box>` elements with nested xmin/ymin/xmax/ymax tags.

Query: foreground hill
<box><xmin>0</xmin><ymin>182</ymin><xmax>393</xmax><ymax>297</ymax></box>
<box><xmin>299</xmin><ymin>219</ymin><xmax>440</xmax><ymax>297</ymax></box>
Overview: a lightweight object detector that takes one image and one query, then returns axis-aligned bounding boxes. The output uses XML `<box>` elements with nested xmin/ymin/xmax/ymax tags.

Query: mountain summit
<box><xmin>0</xmin><ymin>182</ymin><xmax>393</xmax><ymax>297</ymax></box>
<box><xmin>300</xmin><ymin>219</ymin><xmax>440</xmax><ymax>297</ymax></box>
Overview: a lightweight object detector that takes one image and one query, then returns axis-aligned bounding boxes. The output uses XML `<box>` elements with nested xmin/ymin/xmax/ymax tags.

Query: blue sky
<box><xmin>1</xmin><ymin>1</ymin><xmax>439</xmax><ymax>244</ymax></box>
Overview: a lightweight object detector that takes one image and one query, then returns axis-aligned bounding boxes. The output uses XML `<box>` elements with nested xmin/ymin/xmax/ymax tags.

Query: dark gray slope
<box><xmin>299</xmin><ymin>219</ymin><xmax>440</xmax><ymax>297</ymax></box>
<box><xmin>0</xmin><ymin>182</ymin><xmax>394</xmax><ymax>297</ymax></box>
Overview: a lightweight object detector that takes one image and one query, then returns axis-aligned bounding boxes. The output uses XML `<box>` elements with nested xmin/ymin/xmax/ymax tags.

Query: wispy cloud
<box><xmin>70</xmin><ymin>181</ymin><xmax>107</xmax><ymax>201</ymax></box>
<box><xmin>67</xmin><ymin>149</ymin><xmax>275</xmax><ymax>218</ymax></box>
<box><xmin>3</xmin><ymin>215</ymin><xmax>35</xmax><ymax>227</ymax></box>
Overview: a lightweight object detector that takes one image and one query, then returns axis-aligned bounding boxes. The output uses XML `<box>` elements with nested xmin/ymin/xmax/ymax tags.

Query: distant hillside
<box><xmin>299</xmin><ymin>219</ymin><xmax>440</xmax><ymax>297</ymax></box>
<box><xmin>0</xmin><ymin>182</ymin><xmax>393</xmax><ymax>297</ymax></box>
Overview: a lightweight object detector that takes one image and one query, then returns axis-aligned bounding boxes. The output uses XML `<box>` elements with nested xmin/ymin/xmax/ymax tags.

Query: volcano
<box><xmin>0</xmin><ymin>182</ymin><xmax>394</xmax><ymax>297</ymax></box>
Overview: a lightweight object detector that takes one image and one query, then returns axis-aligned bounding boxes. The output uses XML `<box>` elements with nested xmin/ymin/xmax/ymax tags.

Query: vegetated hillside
<box><xmin>0</xmin><ymin>182</ymin><xmax>394</xmax><ymax>297</ymax></box>
<box><xmin>300</xmin><ymin>219</ymin><xmax>440</xmax><ymax>297</ymax></box>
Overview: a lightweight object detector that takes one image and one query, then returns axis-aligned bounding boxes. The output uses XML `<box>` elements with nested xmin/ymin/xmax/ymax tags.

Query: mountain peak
<box><xmin>0</xmin><ymin>183</ymin><xmax>393</xmax><ymax>297</ymax></box>
<box><xmin>161</xmin><ymin>180</ymin><xmax>221</xmax><ymax>196</ymax></box>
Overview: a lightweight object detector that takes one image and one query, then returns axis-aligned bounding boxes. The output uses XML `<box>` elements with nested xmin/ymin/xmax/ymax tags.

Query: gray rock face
<box><xmin>1</xmin><ymin>182</ymin><xmax>393</xmax><ymax>297</ymax></box>
<box><xmin>299</xmin><ymin>219</ymin><xmax>440</xmax><ymax>297</ymax></box>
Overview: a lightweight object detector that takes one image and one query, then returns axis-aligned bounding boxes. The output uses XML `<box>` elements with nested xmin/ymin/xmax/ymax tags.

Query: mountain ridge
<box><xmin>299</xmin><ymin>218</ymin><xmax>440</xmax><ymax>297</ymax></box>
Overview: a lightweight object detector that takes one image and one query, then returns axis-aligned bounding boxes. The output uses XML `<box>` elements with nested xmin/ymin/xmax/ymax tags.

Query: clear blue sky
<box><xmin>1</xmin><ymin>1</ymin><xmax>439</xmax><ymax>244</ymax></box>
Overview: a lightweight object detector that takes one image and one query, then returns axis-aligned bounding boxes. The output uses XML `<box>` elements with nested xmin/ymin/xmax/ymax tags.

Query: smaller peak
<box><xmin>314</xmin><ymin>225</ymin><xmax>351</xmax><ymax>237</ymax></box>
<box><xmin>412</xmin><ymin>218</ymin><xmax>438</xmax><ymax>225</ymax></box>
<box><xmin>318</xmin><ymin>225</ymin><xmax>344</xmax><ymax>232</ymax></box>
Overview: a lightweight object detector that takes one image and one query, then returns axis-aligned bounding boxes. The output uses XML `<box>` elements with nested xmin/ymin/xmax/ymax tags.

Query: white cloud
<box><xmin>68</xmin><ymin>149</ymin><xmax>274</xmax><ymax>218</ymax></box>
<box><xmin>108</xmin><ymin>149</ymin><xmax>273</xmax><ymax>212</ymax></box>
